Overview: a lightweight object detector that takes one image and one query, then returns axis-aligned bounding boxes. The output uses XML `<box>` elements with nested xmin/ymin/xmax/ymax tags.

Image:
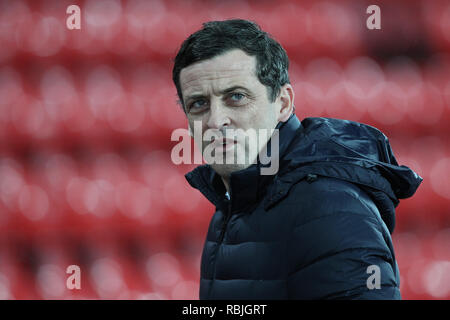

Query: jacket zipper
<box><xmin>218</xmin><ymin>202</ymin><xmax>232</xmax><ymax>243</ymax></box>
<box><xmin>208</xmin><ymin>197</ymin><xmax>232</xmax><ymax>298</ymax></box>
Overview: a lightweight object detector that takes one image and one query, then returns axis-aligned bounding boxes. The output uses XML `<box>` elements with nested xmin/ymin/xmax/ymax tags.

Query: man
<box><xmin>172</xmin><ymin>19</ymin><xmax>422</xmax><ymax>299</ymax></box>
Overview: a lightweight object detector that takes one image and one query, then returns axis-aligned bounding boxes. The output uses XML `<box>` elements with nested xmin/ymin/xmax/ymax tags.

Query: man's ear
<box><xmin>277</xmin><ymin>84</ymin><xmax>295</xmax><ymax>122</ymax></box>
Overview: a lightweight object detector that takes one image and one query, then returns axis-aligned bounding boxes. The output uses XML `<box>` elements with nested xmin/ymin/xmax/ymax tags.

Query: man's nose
<box><xmin>206</xmin><ymin>100</ymin><xmax>230</xmax><ymax>129</ymax></box>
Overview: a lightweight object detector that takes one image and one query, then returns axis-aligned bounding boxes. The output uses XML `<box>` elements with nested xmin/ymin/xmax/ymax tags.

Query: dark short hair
<box><xmin>172</xmin><ymin>19</ymin><xmax>290</xmax><ymax>111</ymax></box>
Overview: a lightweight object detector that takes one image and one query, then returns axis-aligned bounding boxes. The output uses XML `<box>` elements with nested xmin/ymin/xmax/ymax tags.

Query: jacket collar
<box><xmin>186</xmin><ymin>115</ymin><xmax>423</xmax><ymax>234</ymax></box>
<box><xmin>185</xmin><ymin>114</ymin><xmax>302</xmax><ymax>213</ymax></box>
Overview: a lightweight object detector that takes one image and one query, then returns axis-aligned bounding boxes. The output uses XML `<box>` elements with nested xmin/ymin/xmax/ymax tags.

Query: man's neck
<box><xmin>221</xmin><ymin>176</ymin><xmax>230</xmax><ymax>193</ymax></box>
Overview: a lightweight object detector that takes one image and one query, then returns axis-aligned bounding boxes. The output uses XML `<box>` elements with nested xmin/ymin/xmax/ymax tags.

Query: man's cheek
<box><xmin>189</xmin><ymin>120</ymin><xmax>205</xmax><ymax>148</ymax></box>
<box><xmin>236</xmin><ymin>137</ymin><xmax>256</xmax><ymax>165</ymax></box>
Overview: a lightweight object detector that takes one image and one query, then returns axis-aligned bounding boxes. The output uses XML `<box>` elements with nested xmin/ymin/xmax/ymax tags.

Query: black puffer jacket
<box><xmin>185</xmin><ymin>114</ymin><xmax>422</xmax><ymax>299</ymax></box>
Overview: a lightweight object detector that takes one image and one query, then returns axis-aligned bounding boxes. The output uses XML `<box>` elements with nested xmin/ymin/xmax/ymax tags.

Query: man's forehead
<box><xmin>179</xmin><ymin>50</ymin><xmax>257</xmax><ymax>93</ymax></box>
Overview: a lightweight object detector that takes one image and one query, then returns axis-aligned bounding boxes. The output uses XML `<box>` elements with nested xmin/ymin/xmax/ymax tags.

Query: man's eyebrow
<box><xmin>184</xmin><ymin>86</ymin><xmax>251</xmax><ymax>104</ymax></box>
<box><xmin>184</xmin><ymin>93</ymin><xmax>206</xmax><ymax>104</ymax></box>
<box><xmin>220</xmin><ymin>86</ymin><xmax>251</xmax><ymax>95</ymax></box>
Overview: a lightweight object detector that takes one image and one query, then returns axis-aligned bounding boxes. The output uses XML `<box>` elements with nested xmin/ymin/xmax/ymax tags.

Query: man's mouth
<box><xmin>211</xmin><ymin>138</ymin><xmax>237</xmax><ymax>152</ymax></box>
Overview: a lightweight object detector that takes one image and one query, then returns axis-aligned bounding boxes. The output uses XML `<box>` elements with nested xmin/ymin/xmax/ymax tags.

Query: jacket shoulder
<box><xmin>283</xmin><ymin>175</ymin><xmax>383</xmax><ymax>229</ymax></box>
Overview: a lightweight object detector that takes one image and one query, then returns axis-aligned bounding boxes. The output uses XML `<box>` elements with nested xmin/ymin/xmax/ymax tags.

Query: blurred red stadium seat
<box><xmin>0</xmin><ymin>0</ymin><xmax>448</xmax><ymax>300</ymax></box>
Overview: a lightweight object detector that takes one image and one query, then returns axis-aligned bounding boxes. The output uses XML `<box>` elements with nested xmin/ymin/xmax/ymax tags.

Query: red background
<box><xmin>0</xmin><ymin>0</ymin><xmax>449</xmax><ymax>299</ymax></box>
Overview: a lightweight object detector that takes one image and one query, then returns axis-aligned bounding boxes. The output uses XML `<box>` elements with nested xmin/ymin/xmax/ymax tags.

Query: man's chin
<box><xmin>210</xmin><ymin>162</ymin><xmax>252</xmax><ymax>178</ymax></box>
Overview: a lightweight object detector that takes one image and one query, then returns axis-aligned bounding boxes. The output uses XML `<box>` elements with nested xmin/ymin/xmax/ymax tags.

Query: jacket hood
<box><xmin>186</xmin><ymin>114</ymin><xmax>423</xmax><ymax>233</ymax></box>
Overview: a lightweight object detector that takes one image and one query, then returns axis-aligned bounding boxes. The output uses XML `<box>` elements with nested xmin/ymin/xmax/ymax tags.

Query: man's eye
<box><xmin>189</xmin><ymin>99</ymin><xmax>208</xmax><ymax>112</ymax></box>
<box><xmin>230</xmin><ymin>93</ymin><xmax>245</xmax><ymax>101</ymax></box>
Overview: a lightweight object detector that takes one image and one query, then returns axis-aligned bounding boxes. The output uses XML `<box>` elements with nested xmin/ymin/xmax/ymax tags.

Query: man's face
<box><xmin>179</xmin><ymin>49</ymin><xmax>284</xmax><ymax>178</ymax></box>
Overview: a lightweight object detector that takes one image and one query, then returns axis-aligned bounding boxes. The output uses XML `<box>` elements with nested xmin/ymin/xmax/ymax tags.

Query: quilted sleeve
<box><xmin>286</xmin><ymin>177</ymin><xmax>401</xmax><ymax>299</ymax></box>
